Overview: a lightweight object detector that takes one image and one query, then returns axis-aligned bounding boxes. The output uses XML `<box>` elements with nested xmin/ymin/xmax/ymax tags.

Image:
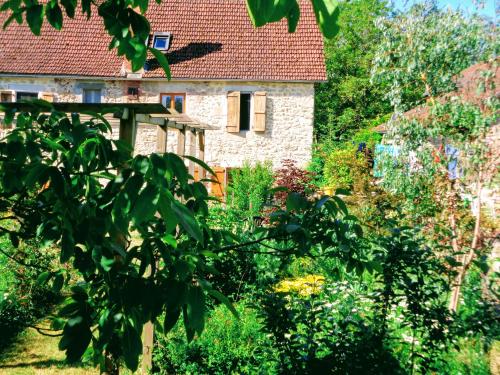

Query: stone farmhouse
<box><xmin>0</xmin><ymin>0</ymin><xmax>326</xmax><ymax>179</ymax></box>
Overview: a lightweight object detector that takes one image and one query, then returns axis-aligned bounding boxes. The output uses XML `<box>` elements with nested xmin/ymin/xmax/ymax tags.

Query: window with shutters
<box><xmin>83</xmin><ymin>89</ymin><xmax>101</xmax><ymax>103</ymax></box>
<box><xmin>227</xmin><ymin>91</ymin><xmax>267</xmax><ymax>133</ymax></box>
<box><xmin>160</xmin><ymin>93</ymin><xmax>185</xmax><ymax>113</ymax></box>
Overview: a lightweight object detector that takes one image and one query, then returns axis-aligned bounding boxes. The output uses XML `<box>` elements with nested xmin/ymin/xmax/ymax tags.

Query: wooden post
<box><xmin>198</xmin><ymin>130</ymin><xmax>206</xmax><ymax>180</ymax></box>
<box><xmin>142</xmin><ymin>321</ymin><xmax>154</xmax><ymax>374</ymax></box>
<box><xmin>119</xmin><ymin>108</ymin><xmax>137</xmax><ymax>149</ymax></box>
<box><xmin>188</xmin><ymin>130</ymin><xmax>196</xmax><ymax>176</ymax></box>
<box><xmin>177</xmin><ymin>126</ymin><xmax>186</xmax><ymax>156</ymax></box>
<box><xmin>156</xmin><ymin>123</ymin><xmax>168</xmax><ymax>153</ymax></box>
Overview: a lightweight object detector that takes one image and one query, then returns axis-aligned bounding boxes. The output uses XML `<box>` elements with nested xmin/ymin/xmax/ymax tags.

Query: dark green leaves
<box><xmin>245</xmin><ymin>0</ymin><xmax>339</xmax><ymax>37</ymax></box>
<box><xmin>149</xmin><ymin>47</ymin><xmax>171</xmax><ymax>80</ymax></box>
<box><xmin>311</xmin><ymin>0</ymin><xmax>340</xmax><ymax>38</ymax></box>
<box><xmin>122</xmin><ymin>322</ymin><xmax>142</xmax><ymax>371</ymax></box>
<box><xmin>184</xmin><ymin>285</ymin><xmax>205</xmax><ymax>341</ymax></box>
<box><xmin>46</xmin><ymin>1</ymin><xmax>63</xmax><ymax>30</ymax></box>
<box><xmin>26</xmin><ymin>3</ymin><xmax>43</xmax><ymax>36</ymax></box>
<box><xmin>131</xmin><ymin>184</ymin><xmax>160</xmax><ymax>225</ymax></box>
<box><xmin>171</xmin><ymin>200</ymin><xmax>203</xmax><ymax>242</ymax></box>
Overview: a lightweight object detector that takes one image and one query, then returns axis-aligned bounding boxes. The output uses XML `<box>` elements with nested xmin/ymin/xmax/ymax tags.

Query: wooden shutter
<box><xmin>0</xmin><ymin>91</ymin><xmax>14</xmax><ymax>102</ymax></box>
<box><xmin>40</xmin><ymin>92</ymin><xmax>54</xmax><ymax>102</ymax></box>
<box><xmin>253</xmin><ymin>91</ymin><xmax>267</xmax><ymax>132</ymax></box>
<box><xmin>227</xmin><ymin>91</ymin><xmax>240</xmax><ymax>133</ymax></box>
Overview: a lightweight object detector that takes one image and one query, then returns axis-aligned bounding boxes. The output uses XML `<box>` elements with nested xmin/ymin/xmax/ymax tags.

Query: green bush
<box><xmin>323</xmin><ymin>147</ymin><xmax>369</xmax><ymax>190</ymax></box>
<box><xmin>153</xmin><ymin>302</ymin><xmax>279</xmax><ymax>375</ymax></box>
<box><xmin>226</xmin><ymin>161</ymin><xmax>274</xmax><ymax>222</ymax></box>
<box><xmin>0</xmin><ymin>236</ymin><xmax>58</xmax><ymax>352</ymax></box>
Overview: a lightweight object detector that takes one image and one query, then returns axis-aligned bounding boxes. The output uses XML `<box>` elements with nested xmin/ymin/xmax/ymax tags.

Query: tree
<box><xmin>314</xmin><ymin>0</ymin><xmax>391</xmax><ymax>141</ymax></box>
<box><xmin>0</xmin><ymin>0</ymin><xmax>342</xmax><ymax>77</ymax></box>
<box><xmin>0</xmin><ymin>104</ymin><xmax>362</xmax><ymax>373</ymax></box>
<box><xmin>371</xmin><ymin>1</ymin><xmax>498</xmax><ymax>312</ymax></box>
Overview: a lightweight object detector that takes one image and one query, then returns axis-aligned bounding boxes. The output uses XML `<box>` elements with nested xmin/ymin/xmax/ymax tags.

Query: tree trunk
<box><xmin>449</xmin><ymin>170</ymin><xmax>482</xmax><ymax>312</ymax></box>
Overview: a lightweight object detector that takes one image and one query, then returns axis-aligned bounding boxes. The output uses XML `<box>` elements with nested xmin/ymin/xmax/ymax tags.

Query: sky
<box><xmin>392</xmin><ymin>0</ymin><xmax>497</xmax><ymax>18</ymax></box>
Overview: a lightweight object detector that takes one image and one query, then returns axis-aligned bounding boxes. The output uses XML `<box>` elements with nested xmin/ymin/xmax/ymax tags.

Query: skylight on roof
<box><xmin>152</xmin><ymin>32</ymin><xmax>172</xmax><ymax>51</ymax></box>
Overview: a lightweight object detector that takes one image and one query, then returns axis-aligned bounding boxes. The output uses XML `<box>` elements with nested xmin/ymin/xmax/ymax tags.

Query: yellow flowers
<box><xmin>274</xmin><ymin>275</ymin><xmax>325</xmax><ymax>297</ymax></box>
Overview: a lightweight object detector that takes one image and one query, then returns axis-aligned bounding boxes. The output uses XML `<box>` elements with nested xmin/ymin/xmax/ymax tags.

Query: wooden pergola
<box><xmin>0</xmin><ymin>102</ymin><xmax>214</xmax><ymax>178</ymax></box>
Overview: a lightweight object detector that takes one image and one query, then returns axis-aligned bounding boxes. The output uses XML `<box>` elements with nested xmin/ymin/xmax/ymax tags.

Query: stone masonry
<box><xmin>0</xmin><ymin>77</ymin><xmax>315</xmax><ymax>169</ymax></box>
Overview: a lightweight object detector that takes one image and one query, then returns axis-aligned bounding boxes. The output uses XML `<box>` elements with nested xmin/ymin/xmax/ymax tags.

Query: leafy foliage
<box><xmin>154</xmin><ymin>301</ymin><xmax>278</xmax><ymax>374</ymax></box>
<box><xmin>314</xmin><ymin>0</ymin><xmax>391</xmax><ymax>140</ymax></box>
<box><xmin>0</xmin><ymin>104</ymin><xmax>359</xmax><ymax>371</ymax></box>
<box><xmin>371</xmin><ymin>1</ymin><xmax>496</xmax><ymax>111</ymax></box>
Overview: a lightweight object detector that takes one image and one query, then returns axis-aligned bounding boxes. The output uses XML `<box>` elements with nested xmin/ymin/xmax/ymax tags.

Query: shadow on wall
<box><xmin>145</xmin><ymin>42</ymin><xmax>223</xmax><ymax>70</ymax></box>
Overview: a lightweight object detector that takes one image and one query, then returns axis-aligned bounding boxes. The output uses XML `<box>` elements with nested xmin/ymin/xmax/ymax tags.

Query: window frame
<box><xmin>152</xmin><ymin>32</ymin><xmax>172</xmax><ymax>51</ymax></box>
<box><xmin>239</xmin><ymin>92</ymin><xmax>252</xmax><ymax>132</ymax></box>
<box><xmin>16</xmin><ymin>92</ymin><xmax>38</xmax><ymax>102</ymax></box>
<box><xmin>82</xmin><ymin>88</ymin><xmax>102</xmax><ymax>104</ymax></box>
<box><xmin>160</xmin><ymin>93</ymin><xmax>186</xmax><ymax>113</ymax></box>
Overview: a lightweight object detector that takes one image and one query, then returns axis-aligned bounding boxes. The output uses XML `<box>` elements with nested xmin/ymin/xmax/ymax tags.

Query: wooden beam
<box><xmin>198</xmin><ymin>130</ymin><xmax>206</xmax><ymax>180</ymax></box>
<box><xmin>156</xmin><ymin>125</ymin><xmax>168</xmax><ymax>153</ymax></box>
<box><xmin>177</xmin><ymin>126</ymin><xmax>186</xmax><ymax>157</ymax></box>
<box><xmin>188</xmin><ymin>130</ymin><xmax>196</xmax><ymax>176</ymax></box>
<box><xmin>135</xmin><ymin>113</ymin><xmax>166</xmax><ymax>126</ymax></box>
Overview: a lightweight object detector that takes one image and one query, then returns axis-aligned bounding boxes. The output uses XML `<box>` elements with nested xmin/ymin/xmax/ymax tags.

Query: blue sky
<box><xmin>392</xmin><ymin>0</ymin><xmax>497</xmax><ymax>18</ymax></box>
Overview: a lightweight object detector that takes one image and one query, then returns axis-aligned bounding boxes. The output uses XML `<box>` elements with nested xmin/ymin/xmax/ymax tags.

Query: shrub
<box><xmin>0</xmin><ymin>237</ymin><xmax>58</xmax><ymax>352</ymax></box>
<box><xmin>274</xmin><ymin>159</ymin><xmax>315</xmax><ymax>206</ymax></box>
<box><xmin>226</xmin><ymin>161</ymin><xmax>274</xmax><ymax>223</ymax></box>
<box><xmin>153</xmin><ymin>302</ymin><xmax>279</xmax><ymax>375</ymax></box>
<box><xmin>323</xmin><ymin>147</ymin><xmax>370</xmax><ymax>191</ymax></box>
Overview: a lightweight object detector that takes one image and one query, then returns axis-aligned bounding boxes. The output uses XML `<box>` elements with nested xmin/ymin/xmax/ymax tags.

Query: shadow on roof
<box><xmin>145</xmin><ymin>42</ymin><xmax>223</xmax><ymax>71</ymax></box>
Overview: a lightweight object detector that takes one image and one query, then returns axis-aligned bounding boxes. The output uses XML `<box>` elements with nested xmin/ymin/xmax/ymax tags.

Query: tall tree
<box><xmin>315</xmin><ymin>0</ymin><xmax>391</xmax><ymax>141</ymax></box>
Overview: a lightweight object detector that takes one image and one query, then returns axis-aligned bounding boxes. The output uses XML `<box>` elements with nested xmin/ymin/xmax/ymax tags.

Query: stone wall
<box><xmin>0</xmin><ymin>77</ymin><xmax>315</xmax><ymax>168</ymax></box>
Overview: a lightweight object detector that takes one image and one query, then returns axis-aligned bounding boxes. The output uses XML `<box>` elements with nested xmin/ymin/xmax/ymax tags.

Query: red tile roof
<box><xmin>0</xmin><ymin>0</ymin><xmax>326</xmax><ymax>81</ymax></box>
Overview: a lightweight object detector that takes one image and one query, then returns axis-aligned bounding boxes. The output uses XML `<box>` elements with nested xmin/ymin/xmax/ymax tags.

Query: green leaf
<box><xmin>46</xmin><ymin>2</ymin><xmax>63</xmax><ymax>30</ymax></box>
<box><xmin>332</xmin><ymin>195</ymin><xmax>348</xmax><ymax>215</ymax></box>
<box><xmin>131</xmin><ymin>184</ymin><xmax>160</xmax><ymax>224</ymax></box>
<box><xmin>122</xmin><ymin>322</ymin><xmax>142</xmax><ymax>371</ymax></box>
<box><xmin>100</xmin><ymin>256</ymin><xmax>114</xmax><ymax>272</ymax></box>
<box><xmin>163</xmin><ymin>306</ymin><xmax>181</xmax><ymax>334</ymax></box>
<box><xmin>183</xmin><ymin>155</ymin><xmax>217</xmax><ymax>177</ymax></box>
<box><xmin>37</xmin><ymin>271</ymin><xmax>51</xmax><ymax>285</ymax></box>
<box><xmin>310</xmin><ymin>0</ymin><xmax>340</xmax><ymax>39</ymax></box>
<box><xmin>52</xmin><ymin>272</ymin><xmax>64</xmax><ymax>292</ymax></box>
<box><xmin>206</xmin><ymin>289</ymin><xmax>239</xmax><ymax>319</ymax></box>
<box><xmin>335</xmin><ymin>188</ymin><xmax>351</xmax><ymax>196</ymax></box>
<box><xmin>9</xmin><ymin>232</ymin><xmax>19</xmax><ymax>248</ymax></box>
<box><xmin>60</xmin><ymin>0</ymin><xmax>76</xmax><ymax>18</ymax></box>
<box><xmin>170</xmin><ymin>200</ymin><xmax>203</xmax><ymax>242</ymax></box>
<box><xmin>25</xmin><ymin>163</ymin><xmax>49</xmax><ymax>189</ymax></box>
<box><xmin>26</xmin><ymin>4</ymin><xmax>44</xmax><ymax>36</ymax></box>
<box><xmin>186</xmin><ymin>285</ymin><xmax>205</xmax><ymax>335</ymax></box>
<box><xmin>286</xmin><ymin>0</ymin><xmax>300</xmax><ymax>32</ymax></box>
<box><xmin>60</xmin><ymin>230</ymin><xmax>75</xmax><ymax>263</ymax></box>
<box><xmin>149</xmin><ymin>47</ymin><xmax>171</xmax><ymax>80</ymax></box>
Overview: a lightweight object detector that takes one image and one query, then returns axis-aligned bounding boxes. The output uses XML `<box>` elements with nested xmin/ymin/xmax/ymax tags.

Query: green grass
<box><xmin>0</xmin><ymin>325</ymin><xmax>97</xmax><ymax>375</ymax></box>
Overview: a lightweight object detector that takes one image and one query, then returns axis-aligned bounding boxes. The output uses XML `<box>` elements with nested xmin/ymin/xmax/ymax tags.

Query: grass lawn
<box><xmin>0</xmin><ymin>325</ymin><xmax>96</xmax><ymax>375</ymax></box>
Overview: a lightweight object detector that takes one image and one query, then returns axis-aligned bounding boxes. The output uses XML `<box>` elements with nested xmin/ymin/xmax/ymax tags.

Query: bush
<box><xmin>323</xmin><ymin>147</ymin><xmax>370</xmax><ymax>191</ymax></box>
<box><xmin>153</xmin><ymin>302</ymin><xmax>279</xmax><ymax>375</ymax></box>
<box><xmin>0</xmin><ymin>237</ymin><xmax>58</xmax><ymax>351</ymax></box>
<box><xmin>226</xmin><ymin>161</ymin><xmax>274</xmax><ymax>223</ymax></box>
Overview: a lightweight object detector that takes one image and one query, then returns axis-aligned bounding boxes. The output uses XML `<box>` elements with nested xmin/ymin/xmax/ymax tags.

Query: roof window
<box><xmin>152</xmin><ymin>32</ymin><xmax>172</xmax><ymax>51</ymax></box>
